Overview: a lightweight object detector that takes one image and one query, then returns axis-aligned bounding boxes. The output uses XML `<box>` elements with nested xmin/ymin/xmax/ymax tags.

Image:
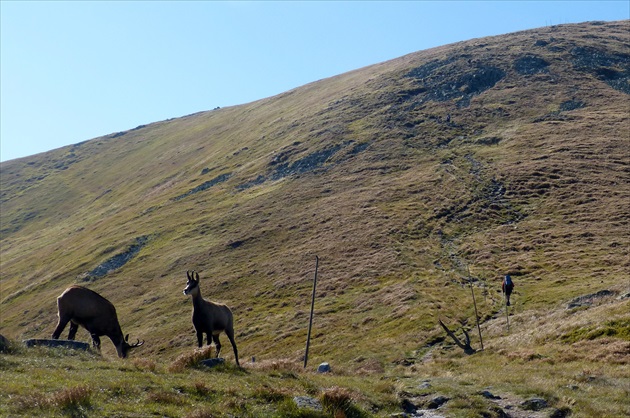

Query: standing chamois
<box><xmin>183</xmin><ymin>270</ymin><xmax>240</xmax><ymax>366</ymax></box>
<box><xmin>52</xmin><ymin>285</ymin><xmax>144</xmax><ymax>358</ymax></box>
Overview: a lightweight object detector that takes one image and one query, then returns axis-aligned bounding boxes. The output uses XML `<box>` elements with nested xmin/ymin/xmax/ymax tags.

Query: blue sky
<box><xmin>1</xmin><ymin>1</ymin><xmax>628</xmax><ymax>162</ymax></box>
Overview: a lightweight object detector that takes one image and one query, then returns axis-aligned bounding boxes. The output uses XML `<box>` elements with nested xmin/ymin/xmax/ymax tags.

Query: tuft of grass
<box><xmin>168</xmin><ymin>345</ymin><xmax>214</xmax><ymax>372</ymax></box>
<box><xmin>320</xmin><ymin>386</ymin><xmax>368</xmax><ymax>418</ymax></box>
<box><xmin>49</xmin><ymin>385</ymin><xmax>92</xmax><ymax>416</ymax></box>
<box><xmin>132</xmin><ymin>357</ymin><xmax>157</xmax><ymax>372</ymax></box>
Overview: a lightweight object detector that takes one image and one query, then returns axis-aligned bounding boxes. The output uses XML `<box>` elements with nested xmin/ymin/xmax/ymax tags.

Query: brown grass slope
<box><xmin>1</xmin><ymin>20</ymin><xmax>628</xmax><ymax>377</ymax></box>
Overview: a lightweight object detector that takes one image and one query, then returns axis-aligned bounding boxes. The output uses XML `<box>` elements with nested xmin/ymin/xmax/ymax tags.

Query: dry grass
<box><xmin>168</xmin><ymin>345</ymin><xmax>215</xmax><ymax>372</ymax></box>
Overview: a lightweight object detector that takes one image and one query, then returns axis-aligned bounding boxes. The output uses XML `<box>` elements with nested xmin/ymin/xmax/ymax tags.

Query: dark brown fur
<box><xmin>52</xmin><ymin>285</ymin><xmax>143</xmax><ymax>358</ymax></box>
<box><xmin>183</xmin><ymin>271</ymin><xmax>239</xmax><ymax>366</ymax></box>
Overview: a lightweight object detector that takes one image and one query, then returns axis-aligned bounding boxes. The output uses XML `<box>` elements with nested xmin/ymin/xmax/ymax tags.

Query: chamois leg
<box><xmin>52</xmin><ymin>315</ymin><xmax>71</xmax><ymax>339</ymax></box>
<box><xmin>67</xmin><ymin>322</ymin><xmax>79</xmax><ymax>340</ymax></box>
<box><xmin>196</xmin><ymin>331</ymin><xmax>204</xmax><ymax>348</ymax></box>
<box><xmin>212</xmin><ymin>334</ymin><xmax>222</xmax><ymax>358</ymax></box>
<box><xmin>226</xmin><ymin>328</ymin><xmax>240</xmax><ymax>367</ymax></box>
<box><xmin>91</xmin><ymin>334</ymin><xmax>101</xmax><ymax>351</ymax></box>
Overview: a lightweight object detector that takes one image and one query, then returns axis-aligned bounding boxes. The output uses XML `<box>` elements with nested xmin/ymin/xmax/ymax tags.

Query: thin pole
<box><xmin>304</xmin><ymin>255</ymin><xmax>319</xmax><ymax>369</ymax></box>
<box><xmin>468</xmin><ymin>265</ymin><xmax>484</xmax><ymax>351</ymax></box>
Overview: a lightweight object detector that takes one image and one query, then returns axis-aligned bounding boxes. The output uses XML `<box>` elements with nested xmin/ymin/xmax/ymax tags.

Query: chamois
<box><xmin>52</xmin><ymin>285</ymin><xmax>144</xmax><ymax>358</ymax></box>
<box><xmin>183</xmin><ymin>270</ymin><xmax>240</xmax><ymax>366</ymax></box>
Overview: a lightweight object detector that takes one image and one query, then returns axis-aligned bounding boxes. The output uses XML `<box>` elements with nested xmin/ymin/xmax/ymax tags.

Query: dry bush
<box><xmin>49</xmin><ymin>385</ymin><xmax>92</xmax><ymax>411</ymax></box>
<box><xmin>168</xmin><ymin>346</ymin><xmax>214</xmax><ymax>372</ymax></box>
<box><xmin>252</xmin><ymin>384</ymin><xmax>290</xmax><ymax>402</ymax></box>
<box><xmin>354</xmin><ymin>358</ymin><xmax>385</xmax><ymax>375</ymax></box>
<box><xmin>320</xmin><ymin>386</ymin><xmax>356</xmax><ymax>418</ymax></box>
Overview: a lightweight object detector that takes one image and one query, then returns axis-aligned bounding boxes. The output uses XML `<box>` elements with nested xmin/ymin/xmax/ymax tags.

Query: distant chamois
<box><xmin>183</xmin><ymin>270</ymin><xmax>240</xmax><ymax>366</ymax></box>
<box><xmin>52</xmin><ymin>285</ymin><xmax>144</xmax><ymax>358</ymax></box>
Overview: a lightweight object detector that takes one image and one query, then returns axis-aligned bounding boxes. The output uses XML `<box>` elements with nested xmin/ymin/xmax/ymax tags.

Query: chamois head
<box><xmin>117</xmin><ymin>334</ymin><xmax>145</xmax><ymax>359</ymax></box>
<box><xmin>183</xmin><ymin>270</ymin><xmax>200</xmax><ymax>297</ymax></box>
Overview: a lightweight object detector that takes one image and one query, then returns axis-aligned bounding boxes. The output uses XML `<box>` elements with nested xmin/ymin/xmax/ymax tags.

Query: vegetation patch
<box><xmin>561</xmin><ymin>319</ymin><xmax>630</xmax><ymax>343</ymax></box>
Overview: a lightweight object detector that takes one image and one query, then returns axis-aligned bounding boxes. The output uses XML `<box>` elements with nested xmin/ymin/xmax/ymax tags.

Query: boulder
<box><xmin>200</xmin><ymin>358</ymin><xmax>225</xmax><ymax>368</ymax></box>
<box><xmin>0</xmin><ymin>334</ymin><xmax>11</xmax><ymax>352</ymax></box>
<box><xmin>521</xmin><ymin>397</ymin><xmax>548</xmax><ymax>411</ymax></box>
<box><xmin>23</xmin><ymin>339</ymin><xmax>90</xmax><ymax>351</ymax></box>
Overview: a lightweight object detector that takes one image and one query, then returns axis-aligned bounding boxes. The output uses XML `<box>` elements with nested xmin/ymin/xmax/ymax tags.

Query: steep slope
<box><xmin>1</xmin><ymin>20</ymin><xmax>628</xmax><ymax>372</ymax></box>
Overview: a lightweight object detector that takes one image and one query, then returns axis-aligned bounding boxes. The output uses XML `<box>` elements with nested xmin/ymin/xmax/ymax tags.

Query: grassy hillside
<box><xmin>1</xmin><ymin>20</ymin><xmax>629</xmax><ymax>417</ymax></box>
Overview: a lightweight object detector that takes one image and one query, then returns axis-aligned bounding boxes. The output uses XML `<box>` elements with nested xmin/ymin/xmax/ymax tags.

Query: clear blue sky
<box><xmin>1</xmin><ymin>1</ymin><xmax>628</xmax><ymax>162</ymax></box>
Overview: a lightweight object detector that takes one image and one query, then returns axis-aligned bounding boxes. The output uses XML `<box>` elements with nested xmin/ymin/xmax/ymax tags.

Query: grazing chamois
<box><xmin>183</xmin><ymin>270</ymin><xmax>240</xmax><ymax>366</ymax></box>
<box><xmin>52</xmin><ymin>285</ymin><xmax>144</xmax><ymax>358</ymax></box>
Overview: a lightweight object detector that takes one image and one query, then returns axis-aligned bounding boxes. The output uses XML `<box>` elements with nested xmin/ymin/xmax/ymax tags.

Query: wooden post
<box><xmin>468</xmin><ymin>265</ymin><xmax>484</xmax><ymax>351</ymax></box>
<box><xmin>304</xmin><ymin>255</ymin><xmax>319</xmax><ymax>369</ymax></box>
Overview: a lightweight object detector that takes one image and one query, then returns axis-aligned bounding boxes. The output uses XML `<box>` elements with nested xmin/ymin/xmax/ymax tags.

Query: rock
<box><xmin>200</xmin><ymin>358</ymin><xmax>225</xmax><ymax>368</ymax></box>
<box><xmin>521</xmin><ymin>397</ymin><xmax>548</xmax><ymax>411</ymax></box>
<box><xmin>317</xmin><ymin>362</ymin><xmax>331</xmax><ymax>373</ymax></box>
<box><xmin>0</xmin><ymin>334</ymin><xmax>11</xmax><ymax>352</ymax></box>
<box><xmin>549</xmin><ymin>407</ymin><xmax>572</xmax><ymax>417</ymax></box>
<box><xmin>426</xmin><ymin>395</ymin><xmax>449</xmax><ymax>409</ymax></box>
<box><xmin>418</xmin><ymin>381</ymin><xmax>432</xmax><ymax>390</ymax></box>
<box><xmin>479</xmin><ymin>390</ymin><xmax>501</xmax><ymax>399</ymax></box>
<box><xmin>401</xmin><ymin>398</ymin><xmax>417</xmax><ymax>414</ymax></box>
<box><xmin>566</xmin><ymin>289</ymin><xmax>614</xmax><ymax>309</ymax></box>
<box><xmin>293</xmin><ymin>396</ymin><xmax>322</xmax><ymax>411</ymax></box>
<box><xmin>410</xmin><ymin>410</ymin><xmax>448</xmax><ymax>418</ymax></box>
<box><xmin>23</xmin><ymin>339</ymin><xmax>90</xmax><ymax>351</ymax></box>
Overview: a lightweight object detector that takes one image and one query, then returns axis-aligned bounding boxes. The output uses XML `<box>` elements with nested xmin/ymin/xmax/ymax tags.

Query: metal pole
<box><xmin>304</xmin><ymin>255</ymin><xmax>319</xmax><ymax>369</ymax></box>
<box><xmin>468</xmin><ymin>265</ymin><xmax>484</xmax><ymax>351</ymax></box>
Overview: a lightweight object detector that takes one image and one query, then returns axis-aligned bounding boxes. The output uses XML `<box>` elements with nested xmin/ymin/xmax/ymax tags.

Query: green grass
<box><xmin>0</xmin><ymin>345</ymin><xmax>396</xmax><ymax>417</ymax></box>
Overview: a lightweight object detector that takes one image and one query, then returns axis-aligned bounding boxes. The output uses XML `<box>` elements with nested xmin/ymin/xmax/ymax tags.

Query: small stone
<box><xmin>293</xmin><ymin>396</ymin><xmax>322</xmax><ymax>411</ymax></box>
<box><xmin>521</xmin><ymin>397</ymin><xmax>548</xmax><ymax>411</ymax></box>
<box><xmin>317</xmin><ymin>362</ymin><xmax>331</xmax><ymax>373</ymax></box>
<box><xmin>480</xmin><ymin>390</ymin><xmax>501</xmax><ymax>399</ymax></box>
<box><xmin>23</xmin><ymin>339</ymin><xmax>90</xmax><ymax>351</ymax></box>
<box><xmin>200</xmin><ymin>358</ymin><xmax>225</xmax><ymax>368</ymax></box>
<box><xmin>418</xmin><ymin>380</ymin><xmax>432</xmax><ymax>389</ymax></box>
<box><xmin>549</xmin><ymin>407</ymin><xmax>572</xmax><ymax>418</ymax></box>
